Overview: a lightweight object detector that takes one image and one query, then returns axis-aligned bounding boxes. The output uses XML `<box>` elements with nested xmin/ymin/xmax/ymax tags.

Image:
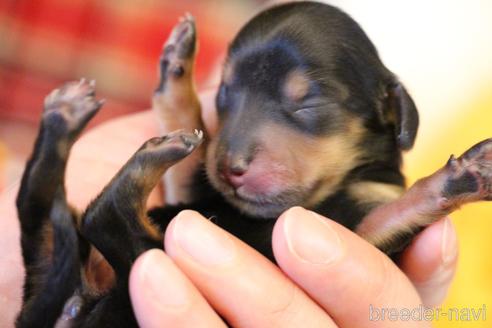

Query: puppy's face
<box><xmin>206</xmin><ymin>46</ymin><xmax>366</xmax><ymax>218</ymax></box>
<box><xmin>206</xmin><ymin>2</ymin><xmax>418</xmax><ymax>218</ymax></box>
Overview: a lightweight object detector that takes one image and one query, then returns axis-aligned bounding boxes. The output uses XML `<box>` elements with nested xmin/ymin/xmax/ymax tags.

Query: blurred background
<box><xmin>0</xmin><ymin>0</ymin><xmax>491</xmax><ymax>327</ymax></box>
<box><xmin>0</xmin><ymin>0</ymin><xmax>265</xmax><ymax>185</ymax></box>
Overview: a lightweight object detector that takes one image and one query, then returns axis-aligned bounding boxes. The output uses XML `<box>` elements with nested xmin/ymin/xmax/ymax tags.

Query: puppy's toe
<box><xmin>156</xmin><ymin>14</ymin><xmax>197</xmax><ymax>93</ymax></box>
<box><xmin>43</xmin><ymin>79</ymin><xmax>104</xmax><ymax>136</ymax></box>
<box><xmin>164</xmin><ymin>13</ymin><xmax>196</xmax><ymax>60</ymax></box>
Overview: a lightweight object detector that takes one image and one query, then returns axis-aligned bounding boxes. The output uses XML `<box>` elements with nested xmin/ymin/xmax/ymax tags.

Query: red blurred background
<box><xmin>0</xmin><ymin>0</ymin><xmax>263</xmax><ymax>189</ymax></box>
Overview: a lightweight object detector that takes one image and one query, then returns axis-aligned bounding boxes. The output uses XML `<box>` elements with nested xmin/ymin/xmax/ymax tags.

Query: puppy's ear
<box><xmin>385</xmin><ymin>82</ymin><xmax>419</xmax><ymax>151</ymax></box>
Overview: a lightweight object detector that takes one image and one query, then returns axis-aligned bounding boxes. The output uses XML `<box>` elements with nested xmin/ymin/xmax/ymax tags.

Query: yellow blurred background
<box><xmin>404</xmin><ymin>89</ymin><xmax>492</xmax><ymax>328</ymax></box>
<box><xmin>1</xmin><ymin>0</ymin><xmax>491</xmax><ymax>327</ymax></box>
<box><xmin>333</xmin><ymin>1</ymin><xmax>492</xmax><ymax>327</ymax></box>
<box><xmin>409</xmin><ymin>91</ymin><xmax>492</xmax><ymax>328</ymax></box>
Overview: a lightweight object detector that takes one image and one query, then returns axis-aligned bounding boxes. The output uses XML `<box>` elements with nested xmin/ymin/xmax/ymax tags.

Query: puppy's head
<box><xmin>206</xmin><ymin>2</ymin><xmax>419</xmax><ymax>218</ymax></box>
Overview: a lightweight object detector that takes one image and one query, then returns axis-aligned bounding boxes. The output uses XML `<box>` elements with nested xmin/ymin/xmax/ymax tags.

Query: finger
<box><xmin>272</xmin><ymin>207</ymin><xmax>426</xmax><ymax>328</ymax></box>
<box><xmin>129</xmin><ymin>249</ymin><xmax>226</xmax><ymax>328</ymax></box>
<box><xmin>399</xmin><ymin>217</ymin><xmax>458</xmax><ymax>307</ymax></box>
<box><xmin>164</xmin><ymin>210</ymin><xmax>337</xmax><ymax>328</ymax></box>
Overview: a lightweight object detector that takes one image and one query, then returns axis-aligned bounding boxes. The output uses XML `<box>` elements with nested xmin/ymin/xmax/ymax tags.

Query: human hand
<box><xmin>129</xmin><ymin>207</ymin><xmax>458</xmax><ymax>327</ymax></box>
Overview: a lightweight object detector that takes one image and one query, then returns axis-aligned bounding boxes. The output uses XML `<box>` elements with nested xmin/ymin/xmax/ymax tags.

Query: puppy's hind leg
<box><xmin>16</xmin><ymin>80</ymin><xmax>103</xmax><ymax>327</ymax></box>
<box><xmin>356</xmin><ymin>138</ymin><xmax>492</xmax><ymax>254</ymax></box>
<box><xmin>153</xmin><ymin>14</ymin><xmax>206</xmax><ymax>205</ymax></box>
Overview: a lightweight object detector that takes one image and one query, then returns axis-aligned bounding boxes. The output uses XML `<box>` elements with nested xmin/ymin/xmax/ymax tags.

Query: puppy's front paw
<box><xmin>138</xmin><ymin>129</ymin><xmax>204</xmax><ymax>164</ymax></box>
<box><xmin>43</xmin><ymin>79</ymin><xmax>104</xmax><ymax>138</ymax></box>
<box><xmin>155</xmin><ymin>14</ymin><xmax>197</xmax><ymax>93</ymax></box>
<box><xmin>442</xmin><ymin>138</ymin><xmax>492</xmax><ymax>203</ymax></box>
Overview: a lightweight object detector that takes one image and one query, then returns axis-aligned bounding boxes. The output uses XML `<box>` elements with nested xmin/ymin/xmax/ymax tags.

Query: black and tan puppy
<box><xmin>15</xmin><ymin>2</ymin><xmax>492</xmax><ymax>327</ymax></box>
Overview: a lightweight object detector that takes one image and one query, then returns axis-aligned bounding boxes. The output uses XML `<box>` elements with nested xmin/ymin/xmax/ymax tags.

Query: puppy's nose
<box><xmin>218</xmin><ymin>155</ymin><xmax>249</xmax><ymax>188</ymax></box>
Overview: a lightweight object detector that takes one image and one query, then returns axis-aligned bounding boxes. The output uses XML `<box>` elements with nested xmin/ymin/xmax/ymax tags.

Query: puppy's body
<box><xmin>15</xmin><ymin>2</ymin><xmax>492</xmax><ymax>327</ymax></box>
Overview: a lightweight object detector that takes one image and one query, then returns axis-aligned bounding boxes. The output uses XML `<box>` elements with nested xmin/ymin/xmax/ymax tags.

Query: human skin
<box><xmin>0</xmin><ymin>89</ymin><xmax>457</xmax><ymax>327</ymax></box>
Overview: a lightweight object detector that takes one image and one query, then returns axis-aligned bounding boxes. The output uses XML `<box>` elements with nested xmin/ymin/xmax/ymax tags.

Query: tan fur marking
<box><xmin>117</xmin><ymin>170</ymin><xmax>163</xmax><ymax>240</ymax></box>
<box><xmin>152</xmin><ymin>41</ymin><xmax>205</xmax><ymax>205</ymax></box>
<box><xmin>283</xmin><ymin>69</ymin><xmax>310</xmax><ymax>102</ymax></box>
<box><xmin>206</xmin><ymin>116</ymin><xmax>367</xmax><ymax>215</ymax></box>
<box><xmin>303</xmin><ymin>118</ymin><xmax>367</xmax><ymax>207</ymax></box>
<box><xmin>141</xmin><ymin>216</ymin><xmax>162</xmax><ymax>241</ymax></box>
<box><xmin>39</xmin><ymin>223</ymin><xmax>54</xmax><ymax>263</ymax></box>
<box><xmin>56</xmin><ymin>140</ymin><xmax>70</xmax><ymax>159</ymax></box>
<box><xmin>83</xmin><ymin>248</ymin><xmax>115</xmax><ymax>293</ymax></box>
<box><xmin>348</xmin><ymin>182</ymin><xmax>404</xmax><ymax>207</ymax></box>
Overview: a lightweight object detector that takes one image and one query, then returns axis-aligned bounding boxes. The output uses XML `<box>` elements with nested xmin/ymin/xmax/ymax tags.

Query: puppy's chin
<box><xmin>226</xmin><ymin>187</ymin><xmax>307</xmax><ymax>218</ymax></box>
<box><xmin>228</xmin><ymin>196</ymin><xmax>289</xmax><ymax>219</ymax></box>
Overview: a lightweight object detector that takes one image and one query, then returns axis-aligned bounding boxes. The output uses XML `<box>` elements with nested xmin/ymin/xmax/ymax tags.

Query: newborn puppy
<box><xmin>15</xmin><ymin>2</ymin><xmax>492</xmax><ymax>327</ymax></box>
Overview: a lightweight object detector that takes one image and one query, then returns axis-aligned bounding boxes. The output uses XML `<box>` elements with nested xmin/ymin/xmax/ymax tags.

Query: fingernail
<box><xmin>173</xmin><ymin>211</ymin><xmax>236</xmax><ymax>266</ymax></box>
<box><xmin>140</xmin><ymin>249</ymin><xmax>190</xmax><ymax>308</ymax></box>
<box><xmin>283</xmin><ymin>207</ymin><xmax>343</xmax><ymax>264</ymax></box>
<box><xmin>441</xmin><ymin>217</ymin><xmax>458</xmax><ymax>265</ymax></box>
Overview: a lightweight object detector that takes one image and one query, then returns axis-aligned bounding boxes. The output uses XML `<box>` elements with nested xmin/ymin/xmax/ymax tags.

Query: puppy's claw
<box><xmin>446</xmin><ymin>154</ymin><xmax>458</xmax><ymax>169</ymax></box>
<box><xmin>193</xmin><ymin>129</ymin><xmax>204</xmax><ymax>140</ymax></box>
<box><xmin>179</xmin><ymin>12</ymin><xmax>194</xmax><ymax>23</ymax></box>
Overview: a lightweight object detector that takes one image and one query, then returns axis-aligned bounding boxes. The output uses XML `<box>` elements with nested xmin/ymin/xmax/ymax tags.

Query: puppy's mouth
<box><xmin>220</xmin><ymin>182</ymin><xmax>309</xmax><ymax>218</ymax></box>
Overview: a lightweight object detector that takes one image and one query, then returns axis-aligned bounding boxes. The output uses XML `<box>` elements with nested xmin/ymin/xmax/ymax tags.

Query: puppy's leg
<box><xmin>152</xmin><ymin>14</ymin><xmax>206</xmax><ymax>204</ymax></box>
<box><xmin>16</xmin><ymin>80</ymin><xmax>103</xmax><ymax>327</ymax></box>
<box><xmin>78</xmin><ymin>132</ymin><xmax>202</xmax><ymax>327</ymax></box>
<box><xmin>356</xmin><ymin>138</ymin><xmax>492</xmax><ymax>254</ymax></box>
<box><xmin>80</xmin><ymin>130</ymin><xmax>203</xmax><ymax>279</ymax></box>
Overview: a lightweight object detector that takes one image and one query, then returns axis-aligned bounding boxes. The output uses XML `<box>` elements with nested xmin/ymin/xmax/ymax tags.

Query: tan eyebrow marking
<box><xmin>283</xmin><ymin>69</ymin><xmax>310</xmax><ymax>102</ymax></box>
